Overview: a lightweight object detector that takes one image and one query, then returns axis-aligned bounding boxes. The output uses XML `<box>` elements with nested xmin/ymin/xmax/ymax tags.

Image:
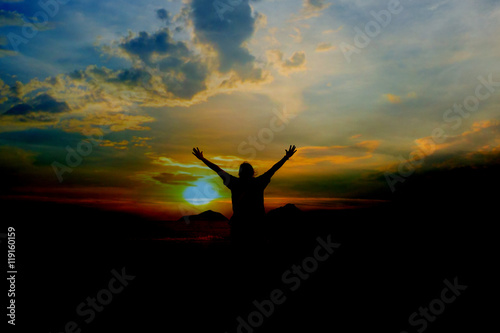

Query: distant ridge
<box><xmin>178</xmin><ymin>210</ymin><xmax>229</xmax><ymax>222</ymax></box>
<box><xmin>178</xmin><ymin>204</ymin><xmax>305</xmax><ymax>223</ymax></box>
<box><xmin>177</xmin><ymin>204</ymin><xmax>305</xmax><ymax>223</ymax></box>
<box><xmin>267</xmin><ymin>203</ymin><xmax>304</xmax><ymax>220</ymax></box>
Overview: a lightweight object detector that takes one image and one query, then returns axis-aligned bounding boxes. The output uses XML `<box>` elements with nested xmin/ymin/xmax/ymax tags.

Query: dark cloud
<box><xmin>0</xmin><ymin>45</ymin><xmax>16</xmax><ymax>57</ymax></box>
<box><xmin>4</xmin><ymin>93</ymin><xmax>70</xmax><ymax>115</ymax></box>
<box><xmin>106</xmin><ymin>67</ymin><xmax>153</xmax><ymax>88</ymax></box>
<box><xmin>31</xmin><ymin>93</ymin><xmax>70</xmax><ymax>113</ymax></box>
<box><xmin>0</xmin><ymin>36</ymin><xmax>16</xmax><ymax>57</ymax></box>
<box><xmin>0</xmin><ymin>128</ymin><xmax>80</xmax><ymax>146</ymax></box>
<box><xmin>268</xmin><ymin>50</ymin><xmax>306</xmax><ymax>75</ymax></box>
<box><xmin>152</xmin><ymin>172</ymin><xmax>200</xmax><ymax>185</ymax></box>
<box><xmin>0</xmin><ymin>9</ymin><xmax>25</xmax><ymax>27</ymax></box>
<box><xmin>305</xmin><ymin>0</ymin><xmax>328</xmax><ymax>10</ymax></box>
<box><xmin>0</xmin><ymin>9</ymin><xmax>53</xmax><ymax>30</ymax></box>
<box><xmin>160</xmin><ymin>61</ymin><xmax>208</xmax><ymax>99</ymax></box>
<box><xmin>294</xmin><ymin>0</ymin><xmax>331</xmax><ymax>20</ymax></box>
<box><xmin>291</xmin><ymin>148</ymin><xmax>500</xmax><ymax>202</ymax></box>
<box><xmin>120</xmin><ymin>29</ymin><xmax>189</xmax><ymax>64</ymax></box>
<box><xmin>385</xmin><ymin>157</ymin><xmax>500</xmax><ymax>210</ymax></box>
<box><xmin>283</xmin><ymin>51</ymin><xmax>306</xmax><ymax>68</ymax></box>
<box><xmin>191</xmin><ymin>0</ymin><xmax>265</xmax><ymax>81</ymax></box>
<box><xmin>117</xmin><ymin>28</ymin><xmax>209</xmax><ymax>99</ymax></box>
<box><xmin>156</xmin><ymin>8</ymin><xmax>169</xmax><ymax>24</ymax></box>
<box><xmin>3</xmin><ymin>103</ymin><xmax>33</xmax><ymax>115</ymax></box>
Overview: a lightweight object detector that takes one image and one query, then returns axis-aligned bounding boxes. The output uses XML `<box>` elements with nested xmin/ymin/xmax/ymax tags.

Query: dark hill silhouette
<box><xmin>266</xmin><ymin>203</ymin><xmax>304</xmax><ymax>221</ymax></box>
<box><xmin>178</xmin><ymin>209</ymin><xmax>228</xmax><ymax>223</ymax></box>
<box><xmin>265</xmin><ymin>203</ymin><xmax>314</xmax><ymax>253</ymax></box>
<box><xmin>178</xmin><ymin>205</ymin><xmax>303</xmax><ymax>224</ymax></box>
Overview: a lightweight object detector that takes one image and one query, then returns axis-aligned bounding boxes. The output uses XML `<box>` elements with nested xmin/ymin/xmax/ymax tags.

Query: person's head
<box><xmin>238</xmin><ymin>162</ymin><xmax>255</xmax><ymax>179</ymax></box>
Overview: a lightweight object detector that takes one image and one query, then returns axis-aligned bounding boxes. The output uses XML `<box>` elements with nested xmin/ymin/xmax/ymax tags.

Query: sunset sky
<box><xmin>1</xmin><ymin>0</ymin><xmax>500</xmax><ymax>219</ymax></box>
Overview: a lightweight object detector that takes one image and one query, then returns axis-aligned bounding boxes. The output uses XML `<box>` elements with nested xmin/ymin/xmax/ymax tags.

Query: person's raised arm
<box><xmin>192</xmin><ymin>147</ymin><xmax>233</xmax><ymax>187</ymax></box>
<box><xmin>192</xmin><ymin>147</ymin><xmax>222</xmax><ymax>173</ymax></box>
<box><xmin>265</xmin><ymin>145</ymin><xmax>297</xmax><ymax>178</ymax></box>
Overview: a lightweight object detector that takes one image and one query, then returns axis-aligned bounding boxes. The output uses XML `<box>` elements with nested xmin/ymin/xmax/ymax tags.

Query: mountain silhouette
<box><xmin>265</xmin><ymin>203</ymin><xmax>310</xmax><ymax>252</ymax></box>
<box><xmin>267</xmin><ymin>203</ymin><xmax>304</xmax><ymax>221</ymax></box>
<box><xmin>178</xmin><ymin>205</ymin><xmax>304</xmax><ymax>224</ymax></box>
<box><xmin>178</xmin><ymin>210</ymin><xmax>229</xmax><ymax>222</ymax></box>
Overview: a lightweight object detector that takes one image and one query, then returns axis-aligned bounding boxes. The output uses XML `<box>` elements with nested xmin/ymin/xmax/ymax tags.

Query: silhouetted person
<box><xmin>192</xmin><ymin>145</ymin><xmax>297</xmax><ymax>247</ymax></box>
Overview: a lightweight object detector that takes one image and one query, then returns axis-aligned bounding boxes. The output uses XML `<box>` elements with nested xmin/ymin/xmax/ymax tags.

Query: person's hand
<box><xmin>285</xmin><ymin>145</ymin><xmax>297</xmax><ymax>159</ymax></box>
<box><xmin>192</xmin><ymin>147</ymin><xmax>204</xmax><ymax>160</ymax></box>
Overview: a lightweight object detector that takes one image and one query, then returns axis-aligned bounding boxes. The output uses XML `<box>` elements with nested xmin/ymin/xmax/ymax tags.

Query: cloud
<box><xmin>0</xmin><ymin>145</ymin><xmax>40</xmax><ymax>193</ymax></box>
<box><xmin>0</xmin><ymin>46</ymin><xmax>16</xmax><ymax>57</ymax></box>
<box><xmin>152</xmin><ymin>172</ymin><xmax>200</xmax><ymax>185</ymax></box>
<box><xmin>411</xmin><ymin>120</ymin><xmax>500</xmax><ymax>167</ymax></box>
<box><xmin>322</xmin><ymin>26</ymin><xmax>343</xmax><ymax>34</ymax></box>
<box><xmin>289</xmin><ymin>27</ymin><xmax>302</xmax><ymax>43</ymax></box>
<box><xmin>384</xmin><ymin>93</ymin><xmax>402</xmax><ymax>104</ymax></box>
<box><xmin>0</xmin><ymin>70</ymin><xmax>164</xmax><ymax>134</ymax></box>
<box><xmin>284</xmin><ymin>51</ymin><xmax>306</xmax><ymax>68</ymax></box>
<box><xmin>66</xmin><ymin>60</ymin><xmax>207</xmax><ymax>107</ymax></box>
<box><xmin>304</xmin><ymin>0</ymin><xmax>331</xmax><ymax>11</ymax></box>
<box><xmin>119</xmin><ymin>29</ymin><xmax>189</xmax><ymax>64</ymax></box>
<box><xmin>294</xmin><ymin>140</ymin><xmax>381</xmax><ymax>166</ymax></box>
<box><xmin>100</xmin><ymin>28</ymin><xmax>211</xmax><ymax>100</ymax></box>
<box><xmin>0</xmin><ymin>34</ymin><xmax>200</xmax><ymax>135</ymax></box>
<box><xmin>147</xmin><ymin>154</ymin><xmax>205</xmax><ymax>170</ymax></box>
<box><xmin>99</xmin><ymin>139</ymin><xmax>129</xmax><ymax>150</ymax></box>
<box><xmin>315</xmin><ymin>42</ymin><xmax>336</xmax><ymax>52</ymax></box>
<box><xmin>383</xmin><ymin>92</ymin><xmax>417</xmax><ymax>104</ymax></box>
<box><xmin>291</xmin><ymin>0</ymin><xmax>332</xmax><ymax>21</ymax></box>
<box><xmin>0</xmin><ymin>9</ymin><xmax>53</xmax><ymax>30</ymax></box>
<box><xmin>0</xmin><ymin>145</ymin><xmax>36</xmax><ymax>167</ymax></box>
<box><xmin>254</xmin><ymin>11</ymin><xmax>267</xmax><ymax>31</ymax></box>
<box><xmin>0</xmin><ymin>36</ymin><xmax>16</xmax><ymax>57</ymax></box>
<box><xmin>58</xmin><ymin>111</ymin><xmax>155</xmax><ymax>133</ymax></box>
<box><xmin>5</xmin><ymin>93</ymin><xmax>70</xmax><ymax>115</ymax></box>
<box><xmin>0</xmin><ymin>1</ymin><xmax>277</xmax><ymax>136</ymax></box>
<box><xmin>156</xmin><ymin>8</ymin><xmax>170</xmax><ymax>24</ymax></box>
<box><xmin>0</xmin><ymin>9</ymin><xmax>26</xmax><ymax>27</ymax></box>
<box><xmin>0</xmin><ymin>93</ymin><xmax>71</xmax><ymax>130</ymax></box>
<box><xmin>131</xmin><ymin>136</ymin><xmax>152</xmax><ymax>148</ymax></box>
<box><xmin>267</xmin><ymin>50</ymin><xmax>307</xmax><ymax>75</ymax></box>
<box><xmin>190</xmin><ymin>0</ymin><xmax>267</xmax><ymax>82</ymax></box>
<box><xmin>0</xmin><ymin>113</ymin><xmax>59</xmax><ymax>131</ymax></box>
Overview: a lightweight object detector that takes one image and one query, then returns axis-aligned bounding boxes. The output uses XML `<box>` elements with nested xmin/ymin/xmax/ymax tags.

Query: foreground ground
<box><xmin>3</xmin><ymin>191</ymin><xmax>495</xmax><ymax>332</ymax></box>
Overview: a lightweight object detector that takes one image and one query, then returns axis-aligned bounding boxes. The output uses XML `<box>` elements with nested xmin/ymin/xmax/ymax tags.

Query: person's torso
<box><xmin>230</xmin><ymin>177</ymin><xmax>269</xmax><ymax>219</ymax></box>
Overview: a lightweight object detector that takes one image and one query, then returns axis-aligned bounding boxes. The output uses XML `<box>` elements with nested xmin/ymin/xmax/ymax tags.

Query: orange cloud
<box><xmin>58</xmin><ymin>111</ymin><xmax>155</xmax><ymax>134</ymax></box>
<box><xmin>384</xmin><ymin>93</ymin><xmax>402</xmax><ymax>104</ymax></box>
<box><xmin>132</xmin><ymin>136</ymin><xmax>152</xmax><ymax>148</ymax></box>
<box><xmin>99</xmin><ymin>140</ymin><xmax>129</xmax><ymax>150</ymax></box>
<box><xmin>293</xmin><ymin>141</ymin><xmax>381</xmax><ymax>166</ymax></box>
<box><xmin>150</xmin><ymin>172</ymin><xmax>201</xmax><ymax>186</ymax></box>
<box><xmin>413</xmin><ymin>119</ymin><xmax>500</xmax><ymax>158</ymax></box>
<box><xmin>267</xmin><ymin>50</ymin><xmax>307</xmax><ymax>76</ymax></box>
<box><xmin>291</xmin><ymin>0</ymin><xmax>332</xmax><ymax>21</ymax></box>
<box><xmin>322</xmin><ymin>26</ymin><xmax>343</xmax><ymax>34</ymax></box>
<box><xmin>315</xmin><ymin>42</ymin><xmax>336</xmax><ymax>52</ymax></box>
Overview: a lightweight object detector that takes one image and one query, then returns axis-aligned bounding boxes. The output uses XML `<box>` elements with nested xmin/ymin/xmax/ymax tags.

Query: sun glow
<box><xmin>183</xmin><ymin>181</ymin><xmax>221</xmax><ymax>206</ymax></box>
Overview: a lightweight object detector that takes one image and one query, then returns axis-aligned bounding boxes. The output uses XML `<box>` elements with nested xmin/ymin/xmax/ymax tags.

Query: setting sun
<box><xmin>183</xmin><ymin>181</ymin><xmax>221</xmax><ymax>206</ymax></box>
